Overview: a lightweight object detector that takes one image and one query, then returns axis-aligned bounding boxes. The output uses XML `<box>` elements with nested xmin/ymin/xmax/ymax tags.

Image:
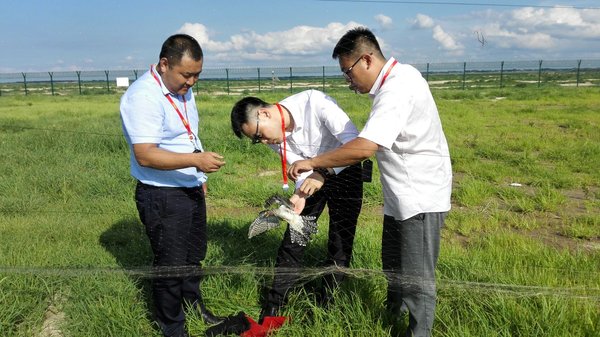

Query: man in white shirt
<box><xmin>230</xmin><ymin>90</ymin><xmax>364</xmax><ymax>322</ymax></box>
<box><xmin>289</xmin><ymin>28</ymin><xmax>452</xmax><ymax>337</ymax></box>
<box><xmin>120</xmin><ymin>34</ymin><xmax>226</xmax><ymax>337</ymax></box>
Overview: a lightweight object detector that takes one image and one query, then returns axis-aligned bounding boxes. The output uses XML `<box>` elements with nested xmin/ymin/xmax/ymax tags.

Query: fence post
<box><xmin>537</xmin><ymin>60</ymin><xmax>543</xmax><ymax>88</ymax></box>
<box><xmin>271</xmin><ymin>71</ymin><xmax>275</xmax><ymax>92</ymax></box>
<box><xmin>462</xmin><ymin>62</ymin><xmax>466</xmax><ymax>90</ymax></box>
<box><xmin>76</xmin><ymin>71</ymin><xmax>82</xmax><ymax>94</ymax></box>
<box><xmin>258</xmin><ymin>67</ymin><xmax>261</xmax><ymax>93</ymax></box>
<box><xmin>289</xmin><ymin>67</ymin><xmax>293</xmax><ymax>93</ymax></box>
<box><xmin>576</xmin><ymin>59</ymin><xmax>582</xmax><ymax>87</ymax></box>
<box><xmin>22</xmin><ymin>73</ymin><xmax>28</xmax><ymax>96</ymax></box>
<box><xmin>226</xmin><ymin>68</ymin><xmax>230</xmax><ymax>95</ymax></box>
<box><xmin>322</xmin><ymin>66</ymin><xmax>325</xmax><ymax>92</ymax></box>
<box><xmin>500</xmin><ymin>61</ymin><xmax>504</xmax><ymax>88</ymax></box>
<box><xmin>48</xmin><ymin>72</ymin><xmax>55</xmax><ymax>96</ymax></box>
<box><xmin>426</xmin><ymin>63</ymin><xmax>430</xmax><ymax>82</ymax></box>
<box><xmin>133</xmin><ymin>69</ymin><xmax>138</xmax><ymax>80</ymax></box>
<box><xmin>105</xmin><ymin>70</ymin><xmax>110</xmax><ymax>93</ymax></box>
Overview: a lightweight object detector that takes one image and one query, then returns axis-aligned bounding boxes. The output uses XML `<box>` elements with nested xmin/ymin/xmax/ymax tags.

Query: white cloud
<box><xmin>471</xmin><ymin>6</ymin><xmax>600</xmax><ymax>52</ymax></box>
<box><xmin>413</xmin><ymin>14</ymin><xmax>435</xmax><ymax>29</ymax></box>
<box><xmin>482</xmin><ymin>23</ymin><xmax>554</xmax><ymax>49</ymax></box>
<box><xmin>177</xmin><ymin>21</ymin><xmax>368</xmax><ymax>65</ymax></box>
<box><xmin>410</xmin><ymin>14</ymin><xmax>463</xmax><ymax>55</ymax></box>
<box><xmin>432</xmin><ymin>25</ymin><xmax>464</xmax><ymax>54</ymax></box>
<box><xmin>509</xmin><ymin>7</ymin><xmax>600</xmax><ymax>39</ymax></box>
<box><xmin>375</xmin><ymin>14</ymin><xmax>393</xmax><ymax>30</ymax></box>
<box><xmin>177</xmin><ymin>23</ymin><xmax>234</xmax><ymax>53</ymax></box>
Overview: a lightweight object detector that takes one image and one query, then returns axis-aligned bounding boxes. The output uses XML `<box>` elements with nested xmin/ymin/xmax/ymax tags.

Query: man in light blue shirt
<box><xmin>120</xmin><ymin>34</ymin><xmax>225</xmax><ymax>337</ymax></box>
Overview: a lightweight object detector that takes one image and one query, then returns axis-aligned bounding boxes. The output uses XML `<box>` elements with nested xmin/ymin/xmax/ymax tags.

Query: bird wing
<box><xmin>289</xmin><ymin>215</ymin><xmax>318</xmax><ymax>246</ymax></box>
<box><xmin>250</xmin><ymin>194</ymin><xmax>320</xmax><ymax>246</ymax></box>
<box><xmin>248</xmin><ymin>210</ymin><xmax>281</xmax><ymax>239</ymax></box>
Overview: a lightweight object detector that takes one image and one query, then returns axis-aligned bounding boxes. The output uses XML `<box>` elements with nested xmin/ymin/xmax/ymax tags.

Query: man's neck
<box><xmin>367</xmin><ymin>58</ymin><xmax>388</xmax><ymax>91</ymax></box>
<box><xmin>281</xmin><ymin>105</ymin><xmax>294</xmax><ymax>132</ymax></box>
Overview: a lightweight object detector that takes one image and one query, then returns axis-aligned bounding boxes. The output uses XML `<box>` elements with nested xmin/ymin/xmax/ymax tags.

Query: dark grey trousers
<box><xmin>382</xmin><ymin>212</ymin><xmax>446</xmax><ymax>337</ymax></box>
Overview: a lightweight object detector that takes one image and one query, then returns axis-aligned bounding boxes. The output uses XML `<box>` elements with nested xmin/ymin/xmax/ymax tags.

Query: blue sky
<box><xmin>1</xmin><ymin>0</ymin><xmax>599</xmax><ymax>72</ymax></box>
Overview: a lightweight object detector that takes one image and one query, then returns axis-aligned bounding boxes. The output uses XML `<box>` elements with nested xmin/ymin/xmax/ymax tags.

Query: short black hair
<box><xmin>230</xmin><ymin>96</ymin><xmax>270</xmax><ymax>138</ymax></box>
<box><xmin>332</xmin><ymin>26</ymin><xmax>383</xmax><ymax>60</ymax></box>
<box><xmin>159</xmin><ymin>34</ymin><xmax>203</xmax><ymax>66</ymax></box>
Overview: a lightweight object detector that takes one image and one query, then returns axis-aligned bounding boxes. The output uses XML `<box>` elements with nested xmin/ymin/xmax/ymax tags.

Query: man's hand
<box><xmin>194</xmin><ymin>151</ymin><xmax>225</xmax><ymax>173</ymax></box>
<box><xmin>288</xmin><ymin>159</ymin><xmax>314</xmax><ymax>180</ymax></box>
<box><xmin>297</xmin><ymin>172</ymin><xmax>324</xmax><ymax>197</ymax></box>
<box><xmin>289</xmin><ymin>193</ymin><xmax>307</xmax><ymax>214</ymax></box>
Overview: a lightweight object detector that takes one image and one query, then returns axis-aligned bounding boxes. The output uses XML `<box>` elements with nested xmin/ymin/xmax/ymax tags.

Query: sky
<box><xmin>1</xmin><ymin>0</ymin><xmax>600</xmax><ymax>73</ymax></box>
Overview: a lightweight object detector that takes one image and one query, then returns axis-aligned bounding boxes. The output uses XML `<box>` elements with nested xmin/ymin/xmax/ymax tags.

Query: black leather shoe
<box><xmin>315</xmin><ymin>286</ymin><xmax>335</xmax><ymax>308</ymax></box>
<box><xmin>258</xmin><ymin>305</ymin><xmax>280</xmax><ymax>324</ymax></box>
<box><xmin>200</xmin><ymin>305</ymin><xmax>225</xmax><ymax>325</ymax></box>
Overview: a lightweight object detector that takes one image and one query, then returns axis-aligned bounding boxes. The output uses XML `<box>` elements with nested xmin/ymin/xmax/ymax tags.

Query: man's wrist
<box><xmin>314</xmin><ymin>167</ymin><xmax>334</xmax><ymax>179</ymax></box>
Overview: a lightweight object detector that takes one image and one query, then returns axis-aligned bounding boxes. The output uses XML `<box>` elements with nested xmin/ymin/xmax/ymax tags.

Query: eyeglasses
<box><xmin>342</xmin><ymin>53</ymin><xmax>373</xmax><ymax>81</ymax></box>
<box><xmin>342</xmin><ymin>55</ymin><xmax>364</xmax><ymax>81</ymax></box>
<box><xmin>251</xmin><ymin>112</ymin><xmax>262</xmax><ymax>144</ymax></box>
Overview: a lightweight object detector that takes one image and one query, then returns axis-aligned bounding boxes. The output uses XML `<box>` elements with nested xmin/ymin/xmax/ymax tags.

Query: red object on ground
<box><xmin>240</xmin><ymin>315</ymin><xmax>289</xmax><ymax>337</ymax></box>
<box><xmin>262</xmin><ymin>316</ymin><xmax>288</xmax><ymax>331</ymax></box>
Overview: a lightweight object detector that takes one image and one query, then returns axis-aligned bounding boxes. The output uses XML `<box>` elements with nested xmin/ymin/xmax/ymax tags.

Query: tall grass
<box><xmin>0</xmin><ymin>87</ymin><xmax>599</xmax><ymax>336</ymax></box>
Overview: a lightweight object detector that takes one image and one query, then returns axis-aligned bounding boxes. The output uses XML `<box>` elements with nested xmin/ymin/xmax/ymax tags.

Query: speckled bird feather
<box><xmin>248</xmin><ymin>195</ymin><xmax>318</xmax><ymax>246</ymax></box>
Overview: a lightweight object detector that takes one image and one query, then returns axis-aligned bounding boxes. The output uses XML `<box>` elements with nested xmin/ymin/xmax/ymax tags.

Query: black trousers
<box><xmin>265</xmin><ymin>163</ymin><xmax>363</xmax><ymax>310</ymax></box>
<box><xmin>135</xmin><ymin>182</ymin><xmax>207</xmax><ymax>337</ymax></box>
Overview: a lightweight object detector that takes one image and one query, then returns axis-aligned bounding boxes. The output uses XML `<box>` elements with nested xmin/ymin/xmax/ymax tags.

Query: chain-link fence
<box><xmin>1</xmin><ymin>59</ymin><xmax>599</xmax><ymax>96</ymax></box>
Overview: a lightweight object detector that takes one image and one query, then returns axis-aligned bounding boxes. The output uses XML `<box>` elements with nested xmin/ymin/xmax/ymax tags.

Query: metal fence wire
<box><xmin>0</xmin><ymin>59</ymin><xmax>599</xmax><ymax>96</ymax></box>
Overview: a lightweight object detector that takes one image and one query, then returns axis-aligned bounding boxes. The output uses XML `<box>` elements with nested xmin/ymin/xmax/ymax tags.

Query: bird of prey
<box><xmin>248</xmin><ymin>195</ymin><xmax>318</xmax><ymax>246</ymax></box>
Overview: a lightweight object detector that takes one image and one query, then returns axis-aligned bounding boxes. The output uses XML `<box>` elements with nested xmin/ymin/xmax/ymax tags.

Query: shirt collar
<box><xmin>369</xmin><ymin>57</ymin><xmax>397</xmax><ymax>98</ymax></box>
<box><xmin>151</xmin><ymin>64</ymin><xmax>175</xmax><ymax>97</ymax></box>
<box><xmin>279</xmin><ymin>102</ymin><xmax>302</xmax><ymax>134</ymax></box>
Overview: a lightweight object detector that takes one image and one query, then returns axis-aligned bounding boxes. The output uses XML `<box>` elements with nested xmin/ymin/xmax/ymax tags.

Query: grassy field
<box><xmin>0</xmin><ymin>86</ymin><xmax>599</xmax><ymax>336</ymax></box>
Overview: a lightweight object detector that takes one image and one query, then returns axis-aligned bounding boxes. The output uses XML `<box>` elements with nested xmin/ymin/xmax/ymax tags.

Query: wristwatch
<box><xmin>314</xmin><ymin>168</ymin><xmax>334</xmax><ymax>180</ymax></box>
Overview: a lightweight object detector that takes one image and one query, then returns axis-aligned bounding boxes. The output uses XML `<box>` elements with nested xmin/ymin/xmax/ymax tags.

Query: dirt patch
<box><xmin>38</xmin><ymin>292</ymin><xmax>67</xmax><ymax>337</ymax></box>
<box><xmin>257</xmin><ymin>170</ymin><xmax>279</xmax><ymax>177</ymax></box>
<box><xmin>559</xmin><ymin>82</ymin><xmax>596</xmax><ymax>87</ymax></box>
<box><xmin>521</xmin><ymin>227</ymin><xmax>600</xmax><ymax>253</ymax></box>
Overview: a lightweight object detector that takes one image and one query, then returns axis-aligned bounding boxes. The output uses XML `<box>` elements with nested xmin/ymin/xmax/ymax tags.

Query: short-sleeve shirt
<box><xmin>270</xmin><ymin>90</ymin><xmax>359</xmax><ymax>188</ymax></box>
<box><xmin>120</xmin><ymin>66</ymin><xmax>206</xmax><ymax>187</ymax></box>
<box><xmin>359</xmin><ymin>58</ymin><xmax>452</xmax><ymax>220</ymax></box>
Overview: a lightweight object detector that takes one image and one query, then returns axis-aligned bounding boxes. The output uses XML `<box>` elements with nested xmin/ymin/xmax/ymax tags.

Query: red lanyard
<box><xmin>275</xmin><ymin>103</ymin><xmax>289</xmax><ymax>191</ymax></box>
<box><xmin>150</xmin><ymin>65</ymin><xmax>198</xmax><ymax>150</ymax></box>
<box><xmin>377</xmin><ymin>59</ymin><xmax>398</xmax><ymax>90</ymax></box>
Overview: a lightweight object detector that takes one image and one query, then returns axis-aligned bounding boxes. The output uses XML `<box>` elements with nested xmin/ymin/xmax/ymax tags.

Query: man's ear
<box><xmin>258</xmin><ymin>107</ymin><xmax>272</xmax><ymax>118</ymax></box>
<box><xmin>157</xmin><ymin>57</ymin><xmax>169</xmax><ymax>73</ymax></box>
<box><xmin>363</xmin><ymin>53</ymin><xmax>373</xmax><ymax>70</ymax></box>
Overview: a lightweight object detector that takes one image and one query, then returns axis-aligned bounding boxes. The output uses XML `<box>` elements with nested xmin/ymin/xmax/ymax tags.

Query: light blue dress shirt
<box><xmin>120</xmin><ymin>66</ymin><xmax>206</xmax><ymax>187</ymax></box>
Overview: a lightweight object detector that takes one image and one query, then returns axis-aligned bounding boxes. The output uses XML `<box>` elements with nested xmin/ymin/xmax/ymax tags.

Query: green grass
<box><xmin>0</xmin><ymin>86</ymin><xmax>599</xmax><ymax>336</ymax></box>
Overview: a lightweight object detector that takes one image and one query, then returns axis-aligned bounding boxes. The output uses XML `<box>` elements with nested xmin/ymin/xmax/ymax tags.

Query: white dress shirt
<box><xmin>359</xmin><ymin>58</ymin><xmax>452</xmax><ymax>220</ymax></box>
<box><xmin>270</xmin><ymin>89</ymin><xmax>359</xmax><ymax>189</ymax></box>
